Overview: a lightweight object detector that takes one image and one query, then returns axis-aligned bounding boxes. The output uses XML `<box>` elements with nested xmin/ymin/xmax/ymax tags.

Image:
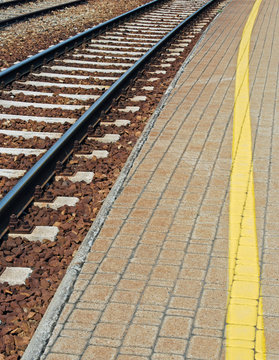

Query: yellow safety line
<box><xmin>226</xmin><ymin>0</ymin><xmax>265</xmax><ymax>358</ymax></box>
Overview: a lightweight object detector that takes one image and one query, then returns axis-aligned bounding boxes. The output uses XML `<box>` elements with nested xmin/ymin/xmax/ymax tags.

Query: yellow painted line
<box><xmin>226</xmin><ymin>0</ymin><xmax>265</xmax><ymax>359</ymax></box>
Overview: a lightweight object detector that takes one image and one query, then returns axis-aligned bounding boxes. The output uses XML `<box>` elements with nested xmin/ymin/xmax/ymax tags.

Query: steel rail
<box><xmin>0</xmin><ymin>0</ymin><xmax>167</xmax><ymax>85</ymax></box>
<box><xmin>0</xmin><ymin>0</ymin><xmax>217</xmax><ymax>238</ymax></box>
<box><xmin>0</xmin><ymin>0</ymin><xmax>86</xmax><ymax>28</ymax></box>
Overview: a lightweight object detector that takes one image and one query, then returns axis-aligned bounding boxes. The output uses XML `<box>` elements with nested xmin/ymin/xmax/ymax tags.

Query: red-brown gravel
<box><xmin>0</xmin><ymin>0</ymin><xmax>151</xmax><ymax>70</ymax></box>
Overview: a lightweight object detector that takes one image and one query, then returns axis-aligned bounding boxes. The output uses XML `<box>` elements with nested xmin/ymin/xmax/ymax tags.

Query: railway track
<box><xmin>0</xmin><ymin>0</ymin><xmax>85</xmax><ymax>28</ymax></box>
<box><xmin>0</xmin><ymin>0</ymin><xmax>214</xmax><ymax>239</ymax></box>
<box><xmin>0</xmin><ymin>0</ymin><xmax>227</xmax><ymax>357</ymax></box>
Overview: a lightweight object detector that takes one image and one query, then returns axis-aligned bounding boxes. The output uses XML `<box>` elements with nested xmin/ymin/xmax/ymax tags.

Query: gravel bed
<box><xmin>0</xmin><ymin>0</ymin><xmax>151</xmax><ymax>70</ymax></box>
<box><xmin>0</xmin><ymin>0</ymin><xmax>81</xmax><ymax>21</ymax></box>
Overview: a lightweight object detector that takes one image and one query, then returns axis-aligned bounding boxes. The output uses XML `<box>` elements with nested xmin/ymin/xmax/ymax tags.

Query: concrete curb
<box><xmin>22</xmin><ymin>10</ymin><xmax>222</xmax><ymax>359</ymax></box>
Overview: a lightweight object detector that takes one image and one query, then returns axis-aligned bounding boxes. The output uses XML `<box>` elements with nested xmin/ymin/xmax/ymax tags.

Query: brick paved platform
<box><xmin>35</xmin><ymin>0</ymin><xmax>279</xmax><ymax>358</ymax></box>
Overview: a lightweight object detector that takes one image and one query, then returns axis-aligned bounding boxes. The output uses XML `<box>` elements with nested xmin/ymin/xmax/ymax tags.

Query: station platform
<box><xmin>29</xmin><ymin>0</ymin><xmax>279</xmax><ymax>358</ymax></box>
